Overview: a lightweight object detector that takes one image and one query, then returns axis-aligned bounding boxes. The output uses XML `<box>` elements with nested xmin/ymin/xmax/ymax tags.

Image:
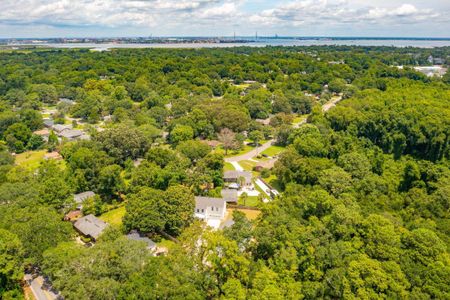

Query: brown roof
<box><xmin>201</xmin><ymin>140</ymin><xmax>221</xmax><ymax>148</ymax></box>
<box><xmin>34</xmin><ymin>129</ymin><xmax>50</xmax><ymax>136</ymax></box>
<box><xmin>44</xmin><ymin>152</ymin><xmax>62</xmax><ymax>160</ymax></box>
<box><xmin>64</xmin><ymin>210</ymin><xmax>82</xmax><ymax>221</ymax></box>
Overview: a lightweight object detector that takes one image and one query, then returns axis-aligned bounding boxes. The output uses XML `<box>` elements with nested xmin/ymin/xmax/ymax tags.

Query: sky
<box><xmin>0</xmin><ymin>0</ymin><xmax>449</xmax><ymax>38</ymax></box>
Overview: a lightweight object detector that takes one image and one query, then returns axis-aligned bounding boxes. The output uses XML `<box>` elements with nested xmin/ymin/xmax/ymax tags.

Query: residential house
<box><xmin>195</xmin><ymin>196</ymin><xmax>227</xmax><ymax>229</ymax></box>
<box><xmin>52</xmin><ymin>124</ymin><xmax>72</xmax><ymax>133</ymax></box>
<box><xmin>64</xmin><ymin>210</ymin><xmax>82</xmax><ymax>221</ymax></box>
<box><xmin>127</xmin><ymin>231</ymin><xmax>157</xmax><ymax>251</ymax></box>
<box><xmin>73</xmin><ymin>214</ymin><xmax>108</xmax><ymax>241</ymax></box>
<box><xmin>221</xmin><ymin>189</ymin><xmax>238</xmax><ymax>203</ymax></box>
<box><xmin>59</xmin><ymin>98</ymin><xmax>75</xmax><ymax>105</ymax></box>
<box><xmin>255</xmin><ymin>118</ymin><xmax>271</xmax><ymax>126</ymax></box>
<box><xmin>33</xmin><ymin>129</ymin><xmax>50</xmax><ymax>142</ymax></box>
<box><xmin>43</xmin><ymin>119</ymin><xmax>54</xmax><ymax>128</ymax></box>
<box><xmin>44</xmin><ymin>151</ymin><xmax>62</xmax><ymax>160</ymax></box>
<box><xmin>59</xmin><ymin>129</ymin><xmax>85</xmax><ymax>141</ymax></box>
<box><xmin>223</xmin><ymin>170</ymin><xmax>252</xmax><ymax>187</ymax></box>
<box><xmin>200</xmin><ymin>140</ymin><xmax>221</xmax><ymax>149</ymax></box>
<box><xmin>74</xmin><ymin>191</ymin><xmax>95</xmax><ymax>210</ymax></box>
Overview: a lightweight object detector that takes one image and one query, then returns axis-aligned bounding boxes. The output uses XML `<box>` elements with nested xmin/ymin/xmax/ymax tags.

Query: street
<box><xmin>24</xmin><ymin>275</ymin><xmax>58</xmax><ymax>300</ymax></box>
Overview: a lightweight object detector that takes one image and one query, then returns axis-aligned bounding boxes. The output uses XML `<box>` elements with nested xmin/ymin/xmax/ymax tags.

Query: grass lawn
<box><xmin>14</xmin><ymin>150</ymin><xmax>47</xmax><ymax>169</ymax></box>
<box><xmin>238</xmin><ymin>195</ymin><xmax>260</xmax><ymax>207</ymax></box>
<box><xmin>232</xmin><ymin>83</ymin><xmax>251</xmax><ymax>90</ymax></box>
<box><xmin>239</xmin><ymin>160</ymin><xmax>257</xmax><ymax>172</ymax></box>
<box><xmin>99</xmin><ymin>206</ymin><xmax>126</xmax><ymax>226</ymax></box>
<box><xmin>157</xmin><ymin>239</ymin><xmax>176</xmax><ymax>250</ymax></box>
<box><xmin>230</xmin><ymin>208</ymin><xmax>261</xmax><ymax>220</ymax></box>
<box><xmin>266</xmin><ymin>175</ymin><xmax>283</xmax><ymax>192</ymax></box>
<box><xmin>261</xmin><ymin>145</ymin><xmax>285</xmax><ymax>157</ymax></box>
<box><xmin>292</xmin><ymin>115</ymin><xmax>308</xmax><ymax>124</ymax></box>
<box><xmin>224</xmin><ymin>162</ymin><xmax>235</xmax><ymax>172</ymax></box>
<box><xmin>214</xmin><ymin>144</ymin><xmax>254</xmax><ymax>158</ymax></box>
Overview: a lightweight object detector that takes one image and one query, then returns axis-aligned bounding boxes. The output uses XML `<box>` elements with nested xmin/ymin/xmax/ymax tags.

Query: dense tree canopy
<box><xmin>0</xmin><ymin>45</ymin><xmax>449</xmax><ymax>299</ymax></box>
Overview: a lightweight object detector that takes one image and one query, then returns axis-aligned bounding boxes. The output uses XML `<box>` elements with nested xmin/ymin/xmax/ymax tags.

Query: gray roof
<box><xmin>52</xmin><ymin>124</ymin><xmax>72</xmax><ymax>133</ymax></box>
<box><xmin>73</xmin><ymin>215</ymin><xmax>108</xmax><ymax>240</ymax></box>
<box><xmin>74</xmin><ymin>191</ymin><xmax>95</xmax><ymax>204</ymax></box>
<box><xmin>221</xmin><ymin>189</ymin><xmax>238</xmax><ymax>202</ymax></box>
<box><xmin>59</xmin><ymin>129</ymin><xmax>84</xmax><ymax>139</ymax></box>
<box><xmin>228</xmin><ymin>183</ymin><xmax>240</xmax><ymax>189</ymax></box>
<box><xmin>224</xmin><ymin>170</ymin><xmax>252</xmax><ymax>181</ymax></box>
<box><xmin>59</xmin><ymin>98</ymin><xmax>75</xmax><ymax>105</ymax></box>
<box><xmin>195</xmin><ymin>196</ymin><xmax>226</xmax><ymax>210</ymax></box>
<box><xmin>43</xmin><ymin>119</ymin><xmax>54</xmax><ymax>127</ymax></box>
<box><xmin>127</xmin><ymin>231</ymin><xmax>157</xmax><ymax>250</ymax></box>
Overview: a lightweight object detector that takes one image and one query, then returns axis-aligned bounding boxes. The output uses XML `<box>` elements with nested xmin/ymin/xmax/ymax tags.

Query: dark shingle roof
<box><xmin>127</xmin><ymin>231</ymin><xmax>157</xmax><ymax>250</ymax></box>
<box><xmin>74</xmin><ymin>191</ymin><xmax>95</xmax><ymax>204</ymax></box>
<box><xmin>73</xmin><ymin>215</ymin><xmax>108</xmax><ymax>240</ymax></box>
<box><xmin>221</xmin><ymin>189</ymin><xmax>238</xmax><ymax>202</ymax></box>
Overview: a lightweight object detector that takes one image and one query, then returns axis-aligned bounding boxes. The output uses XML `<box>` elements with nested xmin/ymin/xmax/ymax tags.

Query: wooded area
<box><xmin>0</xmin><ymin>46</ymin><xmax>449</xmax><ymax>299</ymax></box>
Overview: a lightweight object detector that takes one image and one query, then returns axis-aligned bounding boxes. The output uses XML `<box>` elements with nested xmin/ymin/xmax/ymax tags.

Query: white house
<box><xmin>194</xmin><ymin>196</ymin><xmax>227</xmax><ymax>229</ymax></box>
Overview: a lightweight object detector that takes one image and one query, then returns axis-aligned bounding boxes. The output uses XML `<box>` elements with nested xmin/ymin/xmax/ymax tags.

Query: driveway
<box><xmin>225</xmin><ymin>140</ymin><xmax>274</xmax><ymax>163</ymax></box>
<box><xmin>24</xmin><ymin>275</ymin><xmax>58</xmax><ymax>300</ymax></box>
<box><xmin>230</xmin><ymin>161</ymin><xmax>244</xmax><ymax>171</ymax></box>
<box><xmin>322</xmin><ymin>96</ymin><xmax>343</xmax><ymax>112</ymax></box>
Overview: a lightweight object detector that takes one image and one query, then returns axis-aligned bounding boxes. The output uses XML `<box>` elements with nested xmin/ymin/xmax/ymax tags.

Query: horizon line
<box><xmin>2</xmin><ymin>36</ymin><xmax>450</xmax><ymax>41</ymax></box>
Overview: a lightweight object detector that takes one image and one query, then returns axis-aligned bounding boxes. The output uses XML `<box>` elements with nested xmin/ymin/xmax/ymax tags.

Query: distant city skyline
<box><xmin>1</xmin><ymin>0</ymin><xmax>449</xmax><ymax>38</ymax></box>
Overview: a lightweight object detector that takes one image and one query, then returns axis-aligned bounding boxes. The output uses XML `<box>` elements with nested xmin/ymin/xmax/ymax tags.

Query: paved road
<box><xmin>322</xmin><ymin>96</ymin><xmax>343</xmax><ymax>112</ymax></box>
<box><xmin>24</xmin><ymin>275</ymin><xmax>58</xmax><ymax>300</ymax></box>
<box><xmin>225</xmin><ymin>140</ymin><xmax>274</xmax><ymax>163</ymax></box>
<box><xmin>230</xmin><ymin>161</ymin><xmax>244</xmax><ymax>171</ymax></box>
<box><xmin>225</xmin><ymin>95</ymin><xmax>343</xmax><ymax>172</ymax></box>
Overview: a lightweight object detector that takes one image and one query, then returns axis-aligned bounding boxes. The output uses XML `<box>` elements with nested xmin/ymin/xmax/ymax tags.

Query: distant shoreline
<box><xmin>2</xmin><ymin>36</ymin><xmax>450</xmax><ymax>41</ymax></box>
<box><xmin>4</xmin><ymin>38</ymin><xmax>450</xmax><ymax>50</ymax></box>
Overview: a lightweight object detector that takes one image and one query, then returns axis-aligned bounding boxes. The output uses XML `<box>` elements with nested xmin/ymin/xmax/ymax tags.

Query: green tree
<box><xmin>4</xmin><ymin>123</ymin><xmax>32</xmax><ymax>153</ymax></box>
<box><xmin>124</xmin><ymin>188</ymin><xmax>167</xmax><ymax>234</ymax></box>
<box><xmin>47</xmin><ymin>130</ymin><xmax>59</xmax><ymax>152</ymax></box>
<box><xmin>95</xmin><ymin>125</ymin><xmax>149</xmax><ymax>164</ymax></box>
<box><xmin>248</xmin><ymin>130</ymin><xmax>264</xmax><ymax>147</ymax></box>
<box><xmin>218</xmin><ymin>128</ymin><xmax>238</xmax><ymax>155</ymax></box>
<box><xmin>318</xmin><ymin>167</ymin><xmax>352</xmax><ymax>196</ymax></box>
<box><xmin>0</xmin><ymin>229</ymin><xmax>24</xmax><ymax>297</ymax></box>
<box><xmin>97</xmin><ymin>164</ymin><xmax>125</xmax><ymax>200</ymax></box>
<box><xmin>176</xmin><ymin>140</ymin><xmax>210</xmax><ymax>162</ymax></box>
<box><xmin>170</xmin><ymin>125</ymin><xmax>194</xmax><ymax>146</ymax></box>
<box><xmin>37</xmin><ymin>160</ymin><xmax>73</xmax><ymax>209</ymax></box>
<box><xmin>337</xmin><ymin>152</ymin><xmax>371</xmax><ymax>179</ymax></box>
<box><xmin>32</xmin><ymin>84</ymin><xmax>58</xmax><ymax>104</ymax></box>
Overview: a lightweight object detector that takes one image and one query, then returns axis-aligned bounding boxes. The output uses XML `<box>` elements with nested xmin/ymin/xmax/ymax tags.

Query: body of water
<box><xmin>10</xmin><ymin>38</ymin><xmax>450</xmax><ymax>50</ymax></box>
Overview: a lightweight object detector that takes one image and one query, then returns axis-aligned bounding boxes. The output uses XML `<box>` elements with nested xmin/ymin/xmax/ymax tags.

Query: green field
<box><xmin>266</xmin><ymin>175</ymin><xmax>283</xmax><ymax>192</ymax></box>
<box><xmin>261</xmin><ymin>145</ymin><xmax>285</xmax><ymax>157</ymax></box>
<box><xmin>239</xmin><ymin>160</ymin><xmax>257</xmax><ymax>172</ymax></box>
<box><xmin>214</xmin><ymin>144</ymin><xmax>254</xmax><ymax>158</ymax></box>
<box><xmin>14</xmin><ymin>150</ymin><xmax>47</xmax><ymax>169</ymax></box>
<box><xmin>99</xmin><ymin>206</ymin><xmax>126</xmax><ymax>226</ymax></box>
<box><xmin>224</xmin><ymin>162</ymin><xmax>235</xmax><ymax>171</ymax></box>
<box><xmin>238</xmin><ymin>195</ymin><xmax>260</xmax><ymax>207</ymax></box>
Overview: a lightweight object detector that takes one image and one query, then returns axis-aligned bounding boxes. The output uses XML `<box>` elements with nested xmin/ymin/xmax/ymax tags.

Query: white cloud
<box><xmin>249</xmin><ymin>1</ymin><xmax>443</xmax><ymax>27</ymax></box>
<box><xmin>0</xmin><ymin>0</ymin><xmax>242</xmax><ymax>27</ymax></box>
<box><xmin>0</xmin><ymin>0</ymin><xmax>448</xmax><ymax>36</ymax></box>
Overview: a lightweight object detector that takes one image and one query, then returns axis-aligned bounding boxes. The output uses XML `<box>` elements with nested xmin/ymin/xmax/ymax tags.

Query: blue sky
<box><xmin>0</xmin><ymin>0</ymin><xmax>449</xmax><ymax>38</ymax></box>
